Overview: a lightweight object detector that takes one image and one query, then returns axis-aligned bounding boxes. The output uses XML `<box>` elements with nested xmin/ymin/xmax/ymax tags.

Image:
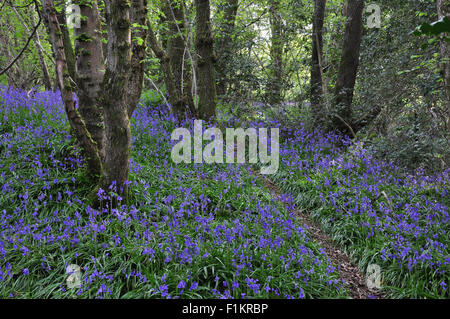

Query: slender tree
<box><xmin>128</xmin><ymin>0</ymin><xmax>149</xmax><ymax>118</ymax></box>
<box><xmin>195</xmin><ymin>0</ymin><xmax>217</xmax><ymax>120</ymax></box>
<box><xmin>55</xmin><ymin>0</ymin><xmax>76</xmax><ymax>83</ymax></box>
<box><xmin>437</xmin><ymin>0</ymin><xmax>450</xmax><ymax>102</ymax></box>
<box><xmin>332</xmin><ymin>0</ymin><xmax>364</xmax><ymax>136</ymax></box>
<box><xmin>267</xmin><ymin>0</ymin><xmax>283</xmax><ymax>105</ymax></box>
<box><xmin>310</xmin><ymin>0</ymin><xmax>327</xmax><ymax>126</ymax></box>
<box><xmin>215</xmin><ymin>0</ymin><xmax>239</xmax><ymax>98</ymax></box>
<box><xmin>148</xmin><ymin>0</ymin><xmax>195</xmax><ymax>117</ymax></box>
<box><xmin>163</xmin><ymin>0</ymin><xmax>196</xmax><ymax>116</ymax></box>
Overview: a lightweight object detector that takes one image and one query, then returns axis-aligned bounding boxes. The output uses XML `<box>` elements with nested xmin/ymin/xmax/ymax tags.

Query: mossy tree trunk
<box><xmin>74</xmin><ymin>0</ymin><xmax>106</xmax><ymax>161</ymax></box>
<box><xmin>437</xmin><ymin>0</ymin><xmax>450</xmax><ymax>103</ymax></box>
<box><xmin>148</xmin><ymin>23</ymin><xmax>180</xmax><ymax>115</ymax></box>
<box><xmin>99</xmin><ymin>0</ymin><xmax>133</xmax><ymax>198</ymax></box>
<box><xmin>44</xmin><ymin>0</ymin><xmax>147</xmax><ymax>202</ymax></box>
<box><xmin>54</xmin><ymin>0</ymin><xmax>76</xmax><ymax>83</ymax></box>
<box><xmin>163</xmin><ymin>0</ymin><xmax>196</xmax><ymax>117</ymax></box>
<box><xmin>332</xmin><ymin>0</ymin><xmax>364</xmax><ymax>136</ymax></box>
<box><xmin>195</xmin><ymin>0</ymin><xmax>217</xmax><ymax>120</ymax></box>
<box><xmin>267</xmin><ymin>0</ymin><xmax>283</xmax><ymax>106</ymax></box>
<box><xmin>127</xmin><ymin>0</ymin><xmax>148</xmax><ymax>118</ymax></box>
<box><xmin>99</xmin><ymin>0</ymin><xmax>147</xmax><ymax>199</ymax></box>
<box><xmin>42</xmin><ymin>0</ymin><xmax>102</xmax><ymax>179</ymax></box>
<box><xmin>215</xmin><ymin>0</ymin><xmax>239</xmax><ymax>99</ymax></box>
<box><xmin>310</xmin><ymin>0</ymin><xmax>327</xmax><ymax>126</ymax></box>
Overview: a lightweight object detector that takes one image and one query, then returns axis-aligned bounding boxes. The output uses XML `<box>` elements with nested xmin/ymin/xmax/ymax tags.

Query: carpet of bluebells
<box><xmin>0</xmin><ymin>86</ymin><xmax>448</xmax><ymax>299</ymax></box>
<box><xmin>0</xmin><ymin>86</ymin><xmax>346</xmax><ymax>299</ymax></box>
<box><xmin>265</xmin><ymin>123</ymin><xmax>449</xmax><ymax>298</ymax></box>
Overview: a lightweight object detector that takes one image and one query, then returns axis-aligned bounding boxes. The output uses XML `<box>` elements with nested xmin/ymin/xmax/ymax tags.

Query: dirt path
<box><xmin>255</xmin><ymin>171</ymin><xmax>385</xmax><ymax>299</ymax></box>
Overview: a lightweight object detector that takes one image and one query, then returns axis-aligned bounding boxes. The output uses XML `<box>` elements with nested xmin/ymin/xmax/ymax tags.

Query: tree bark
<box><xmin>332</xmin><ymin>0</ymin><xmax>364</xmax><ymax>136</ymax></box>
<box><xmin>54</xmin><ymin>0</ymin><xmax>76</xmax><ymax>84</ymax></box>
<box><xmin>74</xmin><ymin>0</ymin><xmax>106</xmax><ymax>161</ymax></box>
<box><xmin>148</xmin><ymin>23</ymin><xmax>180</xmax><ymax>114</ymax></box>
<box><xmin>42</xmin><ymin>0</ymin><xmax>102</xmax><ymax>179</ymax></box>
<box><xmin>99</xmin><ymin>0</ymin><xmax>133</xmax><ymax>197</ymax></box>
<box><xmin>310</xmin><ymin>0</ymin><xmax>327</xmax><ymax>126</ymax></box>
<box><xmin>267</xmin><ymin>0</ymin><xmax>283</xmax><ymax>105</ymax></box>
<box><xmin>195</xmin><ymin>0</ymin><xmax>217</xmax><ymax>120</ymax></box>
<box><xmin>437</xmin><ymin>0</ymin><xmax>450</xmax><ymax>102</ymax></box>
<box><xmin>127</xmin><ymin>0</ymin><xmax>148</xmax><ymax>118</ymax></box>
<box><xmin>215</xmin><ymin>0</ymin><xmax>239</xmax><ymax>98</ymax></box>
<box><xmin>163</xmin><ymin>0</ymin><xmax>196</xmax><ymax>116</ymax></box>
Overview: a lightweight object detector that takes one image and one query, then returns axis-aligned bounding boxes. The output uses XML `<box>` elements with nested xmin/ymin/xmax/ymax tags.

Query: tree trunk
<box><xmin>42</xmin><ymin>0</ymin><xmax>102</xmax><ymax>179</ymax></box>
<box><xmin>54</xmin><ymin>0</ymin><xmax>76</xmax><ymax>83</ymax></box>
<box><xmin>195</xmin><ymin>0</ymin><xmax>217</xmax><ymax>120</ymax></box>
<box><xmin>215</xmin><ymin>0</ymin><xmax>239</xmax><ymax>98</ymax></box>
<box><xmin>310</xmin><ymin>0</ymin><xmax>327</xmax><ymax>126</ymax></box>
<box><xmin>74</xmin><ymin>0</ymin><xmax>106</xmax><ymax>161</ymax></box>
<box><xmin>99</xmin><ymin>0</ymin><xmax>133</xmax><ymax>197</ymax></box>
<box><xmin>267</xmin><ymin>0</ymin><xmax>283</xmax><ymax>106</ymax></box>
<box><xmin>332</xmin><ymin>0</ymin><xmax>364</xmax><ymax>136</ymax></box>
<box><xmin>148</xmin><ymin>23</ymin><xmax>180</xmax><ymax>114</ymax></box>
<box><xmin>163</xmin><ymin>0</ymin><xmax>196</xmax><ymax>116</ymax></box>
<box><xmin>127</xmin><ymin>0</ymin><xmax>148</xmax><ymax>118</ymax></box>
<box><xmin>437</xmin><ymin>0</ymin><xmax>450</xmax><ymax>102</ymax></box>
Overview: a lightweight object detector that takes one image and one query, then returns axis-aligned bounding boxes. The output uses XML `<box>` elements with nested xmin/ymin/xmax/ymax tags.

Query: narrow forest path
<box><xmin>253</xmin><ymin>170</ymin><xmax>386</xmax><ymax>299</ymax></box>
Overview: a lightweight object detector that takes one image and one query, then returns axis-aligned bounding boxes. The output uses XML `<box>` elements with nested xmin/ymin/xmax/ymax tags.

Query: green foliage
<box><xmin>140</xmin><ymin>89</ymin><xmax>165</xmax><ymax>107</ymax></box>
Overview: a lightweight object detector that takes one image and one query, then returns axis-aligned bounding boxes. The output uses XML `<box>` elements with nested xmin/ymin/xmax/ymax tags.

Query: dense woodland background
<box><xmin>0</xmin><ymin>0</ymin><xmax>449</xmax><ymax>299</ymax></box>
<box><xmin>1</xmin><ymin>0</ymin><xmax>449</xmax><ymax>180</ymax></box>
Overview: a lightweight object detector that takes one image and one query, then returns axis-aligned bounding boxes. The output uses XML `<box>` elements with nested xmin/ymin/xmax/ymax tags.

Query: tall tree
<box><xmin>310</xmin><ymin>0</ymin><xmax>327</xmax><ymax>126</ymax></box>
<box><xmin>42</xmin><ymin>0</ymin><xmax>102</xmax><ymax>178</ymax></box>
<box><xmin>148</xmin><ymin>0</ymin><xmax>195</xmax><ymax>117</ymax></box>
<box><xmin>54</xmin><ymin>0</ymin><xmax>76</xmax><ymax>83</ymax></box>
<box><xmin>43</xmin><ymin>0</ymin><xmax>148</xmax><ymax>200</ymax></box>
<box><xmin>437</xmin><ymin>0</ymin><xmax>450</xmax><ymax>102</ymax></box>
<box><xmin>267</xmin><ymin>0</ymin><xmax>283</xmax><ymax>105</ymax></box>
<box><xmin>128</xmin><ymin>0</ymin><xmax>149</xmax><ymax>117</ymax></box>
<box><xmin>163</xmin><ymin>0</ymin><xmax>196</xmax><ymax>116</ymax></box>
<box><xmin>73</xmin><ymin>0</ymin><xmax>106</xmax><ymax>161</ymax></box>
<box><xmin>195</xmin><ymin>0</ymin><xmax>217</xmax><ymax>120</ymax></box>
<box><xmin>99</xmin><ymin>0</ymin><xmax>147</xmax><ymax>197</ymax></box>
<box><xmin>332</xmin><ymin>0</ymin><xmax>364</xmax><ymax>136</ymax></box>
<box><xmin>215</xmin><ymin>0</ymin><xmax>239</xmax><ymax>98</ymax></box>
